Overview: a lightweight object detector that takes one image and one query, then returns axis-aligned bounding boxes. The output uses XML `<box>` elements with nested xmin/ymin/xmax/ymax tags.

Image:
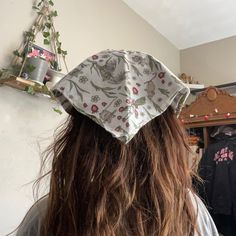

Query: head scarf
<box><xmin>52</xmin><ymin>50</ymin><xmax>190</xmax><ymax>143</ymax></box>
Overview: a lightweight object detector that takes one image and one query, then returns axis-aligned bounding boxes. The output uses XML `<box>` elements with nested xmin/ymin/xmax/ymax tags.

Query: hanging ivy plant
<box><xmin>0</xmin><ymin>0</ymin><xmax>68</xmax><ymax>80</ymax></box>
<box><xmin>0</xmin><ymin>0</ymin><xmax>67</xmax><ymax>115</ymax></box>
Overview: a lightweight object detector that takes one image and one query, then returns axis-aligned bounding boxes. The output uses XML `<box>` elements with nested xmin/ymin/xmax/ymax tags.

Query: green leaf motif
<box><xmin>11</xmin><ymin>64</ymin><xmax>22</xmax><ymax>74</ymax></box>
<box><xmin>152</xmin><ymin>100</ymin><xmax>163</xmax><ymax>113</ymax></box>
<box><xmin>90</xmin><ymin>81</ymin><xmax>116</xmax><ymax>98</ymax></box>
<box><xmin>124</xmin><ymin>86</ymin><xmax>131</xmax><ymax>95</ymax></box>
<box><xmin>43</xmin><ymin>31</ymin><xmax>50</xmax><ymax>38</ymax></box>
<box><xmin>55</xmin><ymin>31</ymin><xmax>60</xmax><ymax>39</ymax></box>
<box><xmin>44</xmin><ymin>39</ymin><xmax>50</xmax><ymax>45</ymax></box>
<box><xmin>0</xmin><ymin>68</ymin><xmax>9</xmax><ymax>78</ymax></box>
<box><xmin>68</xmin><ymin>80</ymin><xmax>89</xmax><ymax>93</ymax></box>
<box><xmin>154</xmin><ymin>61</ymin><xmax>162</xmax><ymax>71</ymax></box>
<box><xmin>68</xmin><ymin>79</ymin><xmax>90</xmax><ymax>102</ymax></box>
<box><xmin>45</xmin><ymin>22</ymin><xmax>51</xmax><ymax>29</ymax></box>
<box><xmin>25</xmin><ymin>31</ymin><xmax>35</xmax><ymax>38</ymax></box>
<box><xmin>57</xmin><ymin>47</ymin><xmax>62</xmax><ymax>54</ymax></box>
<box><xmin>52</xmin><ymin>10</ymin><xmax>58</xmax><ymax>17</ymax></box>
<box><xmin>51</xmin><ymin>61</ymin><xmax>59</xmax><ymax>71</ymax></box>
<box><xmin>61</xmin><ymin>50</ymin><xmax>67</xmax><ymax>56</ymax></box>
<box><xmin>13</xmin><ymin>50</ymin><xmax>21</xmax><ymax>57</ymax></box>
<box><xmin>118</xmin><ymin>93</ymin><xmax>127</xmax><ymax>97</ymax></box>
<box><xmin>32</xmin><ymin>6</ymin><xmax>40</xmax><ymax>10</ymax></box>
<box><xmin>158</xmin><ymin>88</ymin><xmax>170</xmax><ymax>97</ymax></box>
<box><xmin>25</xmin><ymin>64</ymin><xmax>36</xmax><ymax>73</ymax></box>
<box><xmin>49</xmin><ymin>0</ymin><xmax>54</xmax><ymax>6</ymax></box>
<box><xmin>53</xmin><ymin>108</ymin><xmax>62</xmax><ymax>115</ymax></box>
<box><xmin>37</xmin><ymin>0</ymin><xmax>44</xmax><ymax>7</ymax></box>
<box><xmin>69</xmin><ymin>80</ymin><xmax>73</xmax><ymax>91</ymax></box>
<box><xmin>134</xmin><ymin>97</ymin><xmax>146</xmax><ymax>106</ymax></box>
<box><xmin>25</xmin><ymin>86</ymin><xmax>35</xmax><ymax>95</ymax></box>
<box><xmin>148</xmin><ymin>56</ymin><xmax>154</xmax><ymax>71</ymax></box>
<box><xmin>69</xmin><ymin>81</ymin><xmax>83</xmax><ymax>101</ymax></box>
<box><xmin>131</xmin><ymin>65</ymin><xmax>142</xmax><ymax>77</ymax></box>
<box><xmin>102</xmin><ymin>87</ymin><xmax>115</xmax><ymax>91</ymax></box>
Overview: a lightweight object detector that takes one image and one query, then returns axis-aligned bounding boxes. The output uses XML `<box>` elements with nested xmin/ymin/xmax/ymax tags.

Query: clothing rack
<box><xmin>180</xmin><ymin>86</ymin><xmax>236</xmax><ymax>148</ymax></box>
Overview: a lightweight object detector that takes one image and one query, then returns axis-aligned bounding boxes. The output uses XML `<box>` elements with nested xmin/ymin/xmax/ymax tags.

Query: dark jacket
<box><xmin>197</xmin><ymin>136</ymin><xmax>236</xmax><ymax>218</ymax></box>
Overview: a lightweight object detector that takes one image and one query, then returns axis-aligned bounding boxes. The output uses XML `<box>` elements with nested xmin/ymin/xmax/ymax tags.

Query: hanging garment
<box><xmin>197</xmin><ymin>135</ymin><xmax>236</xmax><ymax>235</ymax></box>
<box><xmin>212</xmin><ymin>214</ymin><xmax>236</xmax><ymax>236</ymax></box>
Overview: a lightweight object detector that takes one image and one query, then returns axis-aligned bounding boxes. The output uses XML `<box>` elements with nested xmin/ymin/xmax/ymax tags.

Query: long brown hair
<box><xmin>39</xmin><ymin>106</ymin><xmax>198</xmax><ymax>236</ymax></box>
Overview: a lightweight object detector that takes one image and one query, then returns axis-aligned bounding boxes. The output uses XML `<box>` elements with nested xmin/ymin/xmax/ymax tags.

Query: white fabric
<box><xmin>189</xmin><ymin>191</ymin><xmax>219</xmax><ymax>236</ymax></box>
<box><xmin>52</xmin><ymin>50</ymin><xmax>190</xmax><ymax>143</ymax></box>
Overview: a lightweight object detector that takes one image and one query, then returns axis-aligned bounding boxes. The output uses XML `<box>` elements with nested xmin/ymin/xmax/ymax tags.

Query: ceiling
<box><xmin>122</xmin><ymin>0</ymin><xmax>236</xmax><ymax>49</ymax></box>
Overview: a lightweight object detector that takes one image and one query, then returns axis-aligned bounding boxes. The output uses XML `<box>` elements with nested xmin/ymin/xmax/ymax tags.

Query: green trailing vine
<box><xmin>23</xmin><ymin>0</ymin><xmax>68</xmax><ymax>72</ymax></box>
<box><xmin>0</xmin><ymin>0</ymin><xmax>68</xmax><ymax>80</ymax></box>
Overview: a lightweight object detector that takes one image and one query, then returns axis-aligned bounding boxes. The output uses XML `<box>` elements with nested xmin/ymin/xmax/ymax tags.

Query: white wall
<box><xmin>0</xmin><ymin>0</ymin><xmax>180</xmax><ymax>235</ymax></box>
<box><xmin>180</xmin><ymin>36</ymin><xmax>236</xmax><ymax>86</ymax></box>
<box><xmin>0</xmin><ymin>0</ymin><xmax>180</xmax><ymax>75</ymax></box>
<box><xmin>0</xmin><ymin>87</ymin><xmax>67</xmax><ymax>235</ymax></box>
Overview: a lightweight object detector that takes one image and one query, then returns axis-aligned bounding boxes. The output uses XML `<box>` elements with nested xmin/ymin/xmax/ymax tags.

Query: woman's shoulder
<box><xmin>16</xmin><ymin>197</ymin><xmax>48</xmax><ymax>236</ymax></box>
<box><xmin>189</xmin><ymin>191</ymin><xmax>219</xmax><ymax>236</ymax></box>
<box><xmin>16</xmin><ymin>192</ymin><xmax>219</xmax><ymax>236</ymax></box>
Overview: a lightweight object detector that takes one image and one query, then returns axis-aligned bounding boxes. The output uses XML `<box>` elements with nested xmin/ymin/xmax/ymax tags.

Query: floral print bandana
<box><xmin>52</xmin><ymin>50</ymin><xmax>190</xmax><ymax>143</ymax></box>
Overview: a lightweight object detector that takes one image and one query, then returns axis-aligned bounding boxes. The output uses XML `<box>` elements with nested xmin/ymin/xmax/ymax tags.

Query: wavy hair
<box><xmin>39</xmin><ymin>107</ymin><xmax>198</xmax><ymax>236</ymax></box>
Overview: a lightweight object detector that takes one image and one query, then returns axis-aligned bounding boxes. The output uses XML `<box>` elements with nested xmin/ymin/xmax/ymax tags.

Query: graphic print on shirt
<box><xmin>214</xmin><ymin>147</ymin><xmax>234</xmax><ymax>164</ymax></box>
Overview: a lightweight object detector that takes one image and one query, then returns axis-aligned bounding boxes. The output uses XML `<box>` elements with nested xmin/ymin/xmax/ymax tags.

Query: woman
<box><xmin>16</xmin><ymin>50</ymin><xmax>218</xmax><ymax>236</ymax></box>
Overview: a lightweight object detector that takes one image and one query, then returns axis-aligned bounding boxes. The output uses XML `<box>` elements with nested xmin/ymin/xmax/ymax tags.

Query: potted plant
<box><xmin>0</xmin><ymin>0</ymin><xmax>68</xmax><ymax>89</ymax></box>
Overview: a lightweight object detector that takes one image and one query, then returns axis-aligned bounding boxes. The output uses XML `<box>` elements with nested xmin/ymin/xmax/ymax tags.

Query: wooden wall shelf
<box><xmin>0</xmin><ymin>75</ymin><xmax>52</xmax><ymax>97</ymax></box>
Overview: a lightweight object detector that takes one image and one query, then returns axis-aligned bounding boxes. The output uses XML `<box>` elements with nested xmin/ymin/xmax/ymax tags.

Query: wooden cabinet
<box><xmin>180</xmin><ymin>86</ymin><xmax>236</xmax><ymax>148</ymax></box>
